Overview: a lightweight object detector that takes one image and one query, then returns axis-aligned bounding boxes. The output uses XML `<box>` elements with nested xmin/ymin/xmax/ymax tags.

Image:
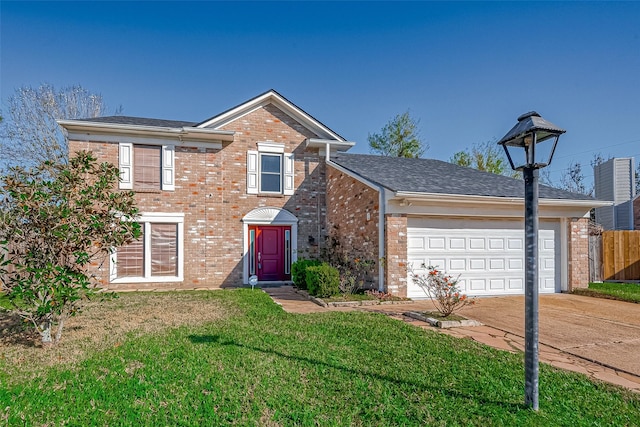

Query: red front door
<box><xmin>249</xmin><ymin>225</ymin><xmax>291</xmax><ymax>281</ymax></box>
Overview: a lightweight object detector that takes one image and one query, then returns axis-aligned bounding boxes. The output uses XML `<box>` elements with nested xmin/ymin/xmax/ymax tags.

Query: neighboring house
<box><xmin>58</xmin><ymin>90</ymin><xmax>608</xmax><ymax>297</ymax></box>
<box><xmin>635</xmin><ymin>194</ymin><xmax>640</xmax><ymax>230</ymax></box>
<box><xmin>594</xmin><ymin>157</ymin><xmax>636</xmax><ymax>230</ymax></box>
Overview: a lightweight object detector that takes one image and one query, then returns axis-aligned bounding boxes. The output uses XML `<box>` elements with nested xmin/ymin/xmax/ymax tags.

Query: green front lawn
<box><xmin>573</xmin><ymin>282</ymin><xmax>640</xmax><ymax>303</ymax></box>
<box><xmin>1</xmin><ymin>290</ymin><xmax>639</xmax><ymax>426</ymax></box>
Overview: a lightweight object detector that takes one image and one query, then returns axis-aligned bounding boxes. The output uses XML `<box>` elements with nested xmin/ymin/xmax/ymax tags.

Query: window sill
<box><xmin>110</xmin><ymin>276</ymin><xmax>183</xmax><ymax>284</ymax></box>
<box><xmin>257</xmin><ymin>193</ymin><xmax>285</xmax><ymax>198</ymax></box>
<box><xmin>133</xmin><ymin>189</ymin><xmax>163</xmax><ymax>194</ymax></box>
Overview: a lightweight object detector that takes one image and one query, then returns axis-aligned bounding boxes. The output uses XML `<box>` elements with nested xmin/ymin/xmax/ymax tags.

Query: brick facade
<box><xmin>384</xmin><ymin>215</ymin><xmax>408</xmax><ymax>297</ymax></box>
<box><xmin>568</xmin><ymin>217</ymin><xmax>590</xmax><ymax>290</ymax></box>
<box><xmin>67</xmin><ymin>94</ymin><xmax>596</xmax><ymax>297</ymax></box>
<box><xmin>70</xmin><ymin>104</ymin><xmax>327</xmax><ymax>290</ymax></box>
<box><xmin>326</xmin><ymin>165</ymin><xmax>380</xmax><ymax>287</ymax></box>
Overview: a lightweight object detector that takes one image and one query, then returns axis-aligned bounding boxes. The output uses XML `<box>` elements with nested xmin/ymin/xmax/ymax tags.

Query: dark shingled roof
<box><xmin>331</xmin><ymin>153</ymin><xmax>595</xmax><ymax>201</ymax></box>
<box><xmin>75</xmin><ymin>116</ymin><xmax>197</xmax><ymax>128</ymax></box>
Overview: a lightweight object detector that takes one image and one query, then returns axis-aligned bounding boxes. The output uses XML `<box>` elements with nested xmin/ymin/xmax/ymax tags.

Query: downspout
<box><xmin>378</xmin><ymin>188</ymin><xmax>386</xmax><ymax>292</ymax></box>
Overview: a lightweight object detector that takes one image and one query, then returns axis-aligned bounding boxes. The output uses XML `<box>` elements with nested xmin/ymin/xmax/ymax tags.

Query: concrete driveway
<box><xmin>457</xmin><ymin>294</ymin><xmax>640</xmax><ymax>377</ymax></box>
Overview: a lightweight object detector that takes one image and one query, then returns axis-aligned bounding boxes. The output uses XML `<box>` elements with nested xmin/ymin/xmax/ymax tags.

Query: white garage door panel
<box><xmin>407</xmin><ymin>219</ymin><xmax>560</xmax><ymax>298</ymax></box>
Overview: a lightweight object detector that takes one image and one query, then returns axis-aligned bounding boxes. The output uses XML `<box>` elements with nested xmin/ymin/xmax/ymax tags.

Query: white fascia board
<box><xmin>306</xmin><ymin>138</ymin><xmax>355</xmax><ymax>152</ymax></box>
<box><xmin>393</xmin><ymin>191</ymin><xmax>612</xmax><ymax>208</ymax></box>
<box><xmin>58</xmin><ymin>120</ymin><xmax>233</xmax><ymax>148</ymax></box>
<box><xmin>389</xmin><ymin>191</ymin><xmax>610</xmax><ymax>219</ymax></box>
<box><xmin>197</xmin><ymin>91</ymin><xmax>346</xmax><ymax>141</ymax></box>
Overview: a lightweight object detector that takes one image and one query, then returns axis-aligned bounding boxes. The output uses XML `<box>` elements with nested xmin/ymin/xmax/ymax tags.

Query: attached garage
<box><xmin>406</xmin><ymin>217</ymin><xmax>560</xmax><ymax>298</ymax></box>
<box><xmin>327</xmin><ymin>153</ymin><xmax>610</xmax><ymax>298</ymax></box>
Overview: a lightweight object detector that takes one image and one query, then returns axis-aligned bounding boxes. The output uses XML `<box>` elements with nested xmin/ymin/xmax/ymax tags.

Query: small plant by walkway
<box><xmin>573</xmin><ymin>282</ymin><xmax>640</xmax><ymax>304</ymax></box>
<box><xmin>1</xmin><ymin>290</ymin><xmax>639</xmax><ymax>425</ymax></box>
<box><xmin>410</xmin><ymin>264</ymin><xmax>474</xmax><ymax>317</ymax></box>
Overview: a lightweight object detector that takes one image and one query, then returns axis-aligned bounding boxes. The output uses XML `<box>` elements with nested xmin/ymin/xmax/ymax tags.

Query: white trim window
<box><xmin>119</xmin><ymin>143</ymin><xmax>175</xmax><ymax>191</ymax></box>
<box><xmin>110</xmin><ymin>213</ymin><xmax>184</xmax><ymax>283</ymax></box>
<box><xmin>247</xmin><ymin>142</ymin><xmax>294</xmax><ymax>195</ymax></box>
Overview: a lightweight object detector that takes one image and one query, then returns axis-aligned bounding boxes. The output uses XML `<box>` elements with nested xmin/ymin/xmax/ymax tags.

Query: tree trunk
<box><xmin>54</xmin><ymin>316</ymin><xmax>65</xmax><ymax>343</ymax></box>
<box><xmin>41</xmin><ymin>320</ymin><xmax>52</xmax><ymax>345</ymax></box>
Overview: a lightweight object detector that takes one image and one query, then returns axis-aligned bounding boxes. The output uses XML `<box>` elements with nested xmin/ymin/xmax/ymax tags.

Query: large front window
<box><xmin>111</xmin><ymin>213</ymin><xmax>183</xmax><ymax>283</ymax></box>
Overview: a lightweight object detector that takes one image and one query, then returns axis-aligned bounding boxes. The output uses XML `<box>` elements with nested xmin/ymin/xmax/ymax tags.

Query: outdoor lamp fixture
<box><xmin>497</xmin><ymin>111</ymin><xmax>565</xmax><ymax>411</ymax></box>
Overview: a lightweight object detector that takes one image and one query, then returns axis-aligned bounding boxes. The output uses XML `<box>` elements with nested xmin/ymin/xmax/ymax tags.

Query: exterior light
<box><xmin>497</xmin><ymin>111</ymin><xmax>564</xmax><ymax>411</ymax></box>
<box><xmin>498</xmin><ymin>111</ymin><xmax>565</xmax><ymax>170</ymax></box>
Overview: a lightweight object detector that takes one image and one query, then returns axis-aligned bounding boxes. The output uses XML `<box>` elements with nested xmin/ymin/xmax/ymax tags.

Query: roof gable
<box><xmin>195</xmin><ymin>89</ymin><xmax>346</xmax><ymax>142</ymax></box>
<box><xmin>331</xmin><ymin>153</ymin><xmax>597</xmax><ymax>201</ymax></box>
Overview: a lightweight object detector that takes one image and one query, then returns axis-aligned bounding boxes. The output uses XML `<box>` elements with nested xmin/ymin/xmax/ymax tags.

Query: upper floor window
<box><xmin>260</xmin><ymin>153</ymin><xmax>282</xmax><ymax>193</ymax></box>
<box><xmin>134</xmin><ymin>145</ymin><xmax>161</xmax><ymax>190</ymax></box>
<box><xmin>119</xmin><ymin>142</ymin><xmax>175</xmax><ymax>191</ymax></box>
<box><xmin>247</xmin><ymin>142</ymin><xmax>294</xmax><ymax>195</ymax></box>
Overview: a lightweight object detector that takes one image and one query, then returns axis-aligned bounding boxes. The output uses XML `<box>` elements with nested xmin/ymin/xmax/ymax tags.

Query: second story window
<box><xmin>260</xmin><ymin>153</ymin><xmax>282</xmax><ymax>193</ymax></box>
<box><xmin>119</xmin><ymin>142</ymin><xmax>175</xmax><ymax>191</ymax></box>
<box><xmin>247</xmin><ymin>142</ymin><xmax>294</xmax><ymax>196</ymax></box>
<box><xmin>134</xmin><ymin>145</ymin><xmax>161</xmax><ymax>190</ymax></box>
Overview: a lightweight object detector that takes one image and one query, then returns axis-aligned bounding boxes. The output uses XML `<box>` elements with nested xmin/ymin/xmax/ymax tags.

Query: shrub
<box><xmin>306</xmin><ymin>263</ymin><xmax>340</xmax><ymax>297</ymax></box>
<box><xmin>291</xmin><ymin>259</ymin><xmax>322</xmax><ymax>290</ymax></box>
<box><xmin>0</xmin><ymin>151</ymin><xmax>140</xmax><ymax>345</ymax></box>
<box><xmin>410</xmin><ymin>265</ymin><xmax>474</xmax><ymax>317</ymax></box>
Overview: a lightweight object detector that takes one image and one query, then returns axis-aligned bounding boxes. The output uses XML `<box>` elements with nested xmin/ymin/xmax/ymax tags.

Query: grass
<box><xmin>1</xmin><ymin>289</ymin><xmax>639</xmax><ymax>426</ymax></box>
<box><xmin>573</xmin><ymin>282</ymin><xmax>640</xmax><ymax>304</ymax></box>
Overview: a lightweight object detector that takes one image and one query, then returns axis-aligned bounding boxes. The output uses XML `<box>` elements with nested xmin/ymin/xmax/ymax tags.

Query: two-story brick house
<box><xmin>60</xmin><ymin>90</ymin><xmax>353</xmax><ymax>290</ymax></box>
<box><xmin>59</xmin><ymin>90</ymin><xmax>606</xmax><ymax>297</ymax></box>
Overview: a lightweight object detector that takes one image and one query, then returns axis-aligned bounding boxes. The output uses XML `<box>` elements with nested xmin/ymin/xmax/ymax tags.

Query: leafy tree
<box><xmin>368</xmin><ymin>111</ymin><xmax>426</xmax><ymax>158</ymax></box>
<box><xmin>0</xmin><ymin>84</ymin><xmax>120</xmax><ymax>169</ymax></box>
<box><xmin>450</xmin><ymin>140</ymin><xmax>517</xmax><ymax>177</ymax></box>
<box><xmin>0</xmin><ymin>151</ymin><xmax>140</xmax><ymax>345</ymax></box>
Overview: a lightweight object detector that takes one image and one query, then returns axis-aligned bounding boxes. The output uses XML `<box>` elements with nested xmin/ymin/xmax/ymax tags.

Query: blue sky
<box><xmin>2</xmin><ymin>1</ymin><xmax>639</xmax><ymax>186</ymax></box>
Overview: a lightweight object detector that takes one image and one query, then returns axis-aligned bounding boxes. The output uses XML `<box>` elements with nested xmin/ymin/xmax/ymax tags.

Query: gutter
<box><xmin>57</xmin><ymin>119</ymin><xmax>236</xmax><ymax>143</ymax></box>
<box><xmin>393</xmin><ymin>191</ymin><xmax>612</xmax><ymax>209</ymax></box>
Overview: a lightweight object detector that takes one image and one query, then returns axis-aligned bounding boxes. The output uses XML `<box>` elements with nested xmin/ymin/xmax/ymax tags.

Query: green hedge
<box><xmin>306</xmin><ymin>263</ymin><xmax>340</xmax><ymax>297</ymax></box>
<box><xmin>291</xmin><ymin>259</ymin><xmax>322</xmax><ymax>290</ymax></box>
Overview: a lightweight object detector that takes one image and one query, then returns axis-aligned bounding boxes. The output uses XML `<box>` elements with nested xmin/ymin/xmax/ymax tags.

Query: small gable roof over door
<box><xmin>196</xmin><ymin>89</ymin><xmax>347</xmax><ymax>142</ymax></box>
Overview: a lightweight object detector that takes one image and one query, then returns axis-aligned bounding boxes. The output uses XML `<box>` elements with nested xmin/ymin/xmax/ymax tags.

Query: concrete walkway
<box><xmin>263</xmin><ymin>286</ymin><xmax>640</xmax><ymax>392</ymax></box>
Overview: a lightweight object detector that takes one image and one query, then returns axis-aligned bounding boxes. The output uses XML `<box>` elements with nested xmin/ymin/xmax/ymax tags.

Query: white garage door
<box><xmin>406</xmin><ymin>218</ymin><xmax>560</xmax><ymax>298</ymax></box>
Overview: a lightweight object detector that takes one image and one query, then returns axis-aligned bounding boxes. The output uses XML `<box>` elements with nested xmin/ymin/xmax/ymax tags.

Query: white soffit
<box><xmin>58</xmin><ymin>120</ymin><xmax>234</xmax><ymax>147</ymax></box>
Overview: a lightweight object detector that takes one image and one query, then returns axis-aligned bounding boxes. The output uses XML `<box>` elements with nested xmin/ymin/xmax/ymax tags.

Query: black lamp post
<box><xmin>497</xmin><ymin>112</ymin><xmax>565</xmax><ymax>411</ymax></box>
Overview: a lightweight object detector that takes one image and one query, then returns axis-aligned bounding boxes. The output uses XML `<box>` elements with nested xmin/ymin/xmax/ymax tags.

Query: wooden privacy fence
<box><xmin>595</xmin><ymin>230</ymin><xmax>640</xmax><ymax>281</ymax></box>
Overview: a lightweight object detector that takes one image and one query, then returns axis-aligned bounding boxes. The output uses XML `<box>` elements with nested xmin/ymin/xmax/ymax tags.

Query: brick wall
<box><xmin>568</xmin><ymin>217</ymin><xmax>590</xmax><ymax>290</ymax></box>
<box><xmin>69</xmin><ymin>103</ymin><xmax>327</xmax><ymax>290</ymax></box>
<box><xmin>634</xmin><ymin>197</ymin><xmax>640</xmax><ymax>230</ymax></box>
<box><xmin>384</xmin><ymin>215</ymin><xmax>408</xmax><ymax>297</ymax></box>
<box><xmin>326</xmin><ymin>165</ymin><xmax>380</xmax><ymax>287</ymax></box>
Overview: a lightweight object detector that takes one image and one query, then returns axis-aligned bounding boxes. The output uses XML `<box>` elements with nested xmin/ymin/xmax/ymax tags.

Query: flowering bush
<box><xmin>411</xmin><ymin>265</ymin><xmax>474</xmax><ymax>317</ymax></box>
